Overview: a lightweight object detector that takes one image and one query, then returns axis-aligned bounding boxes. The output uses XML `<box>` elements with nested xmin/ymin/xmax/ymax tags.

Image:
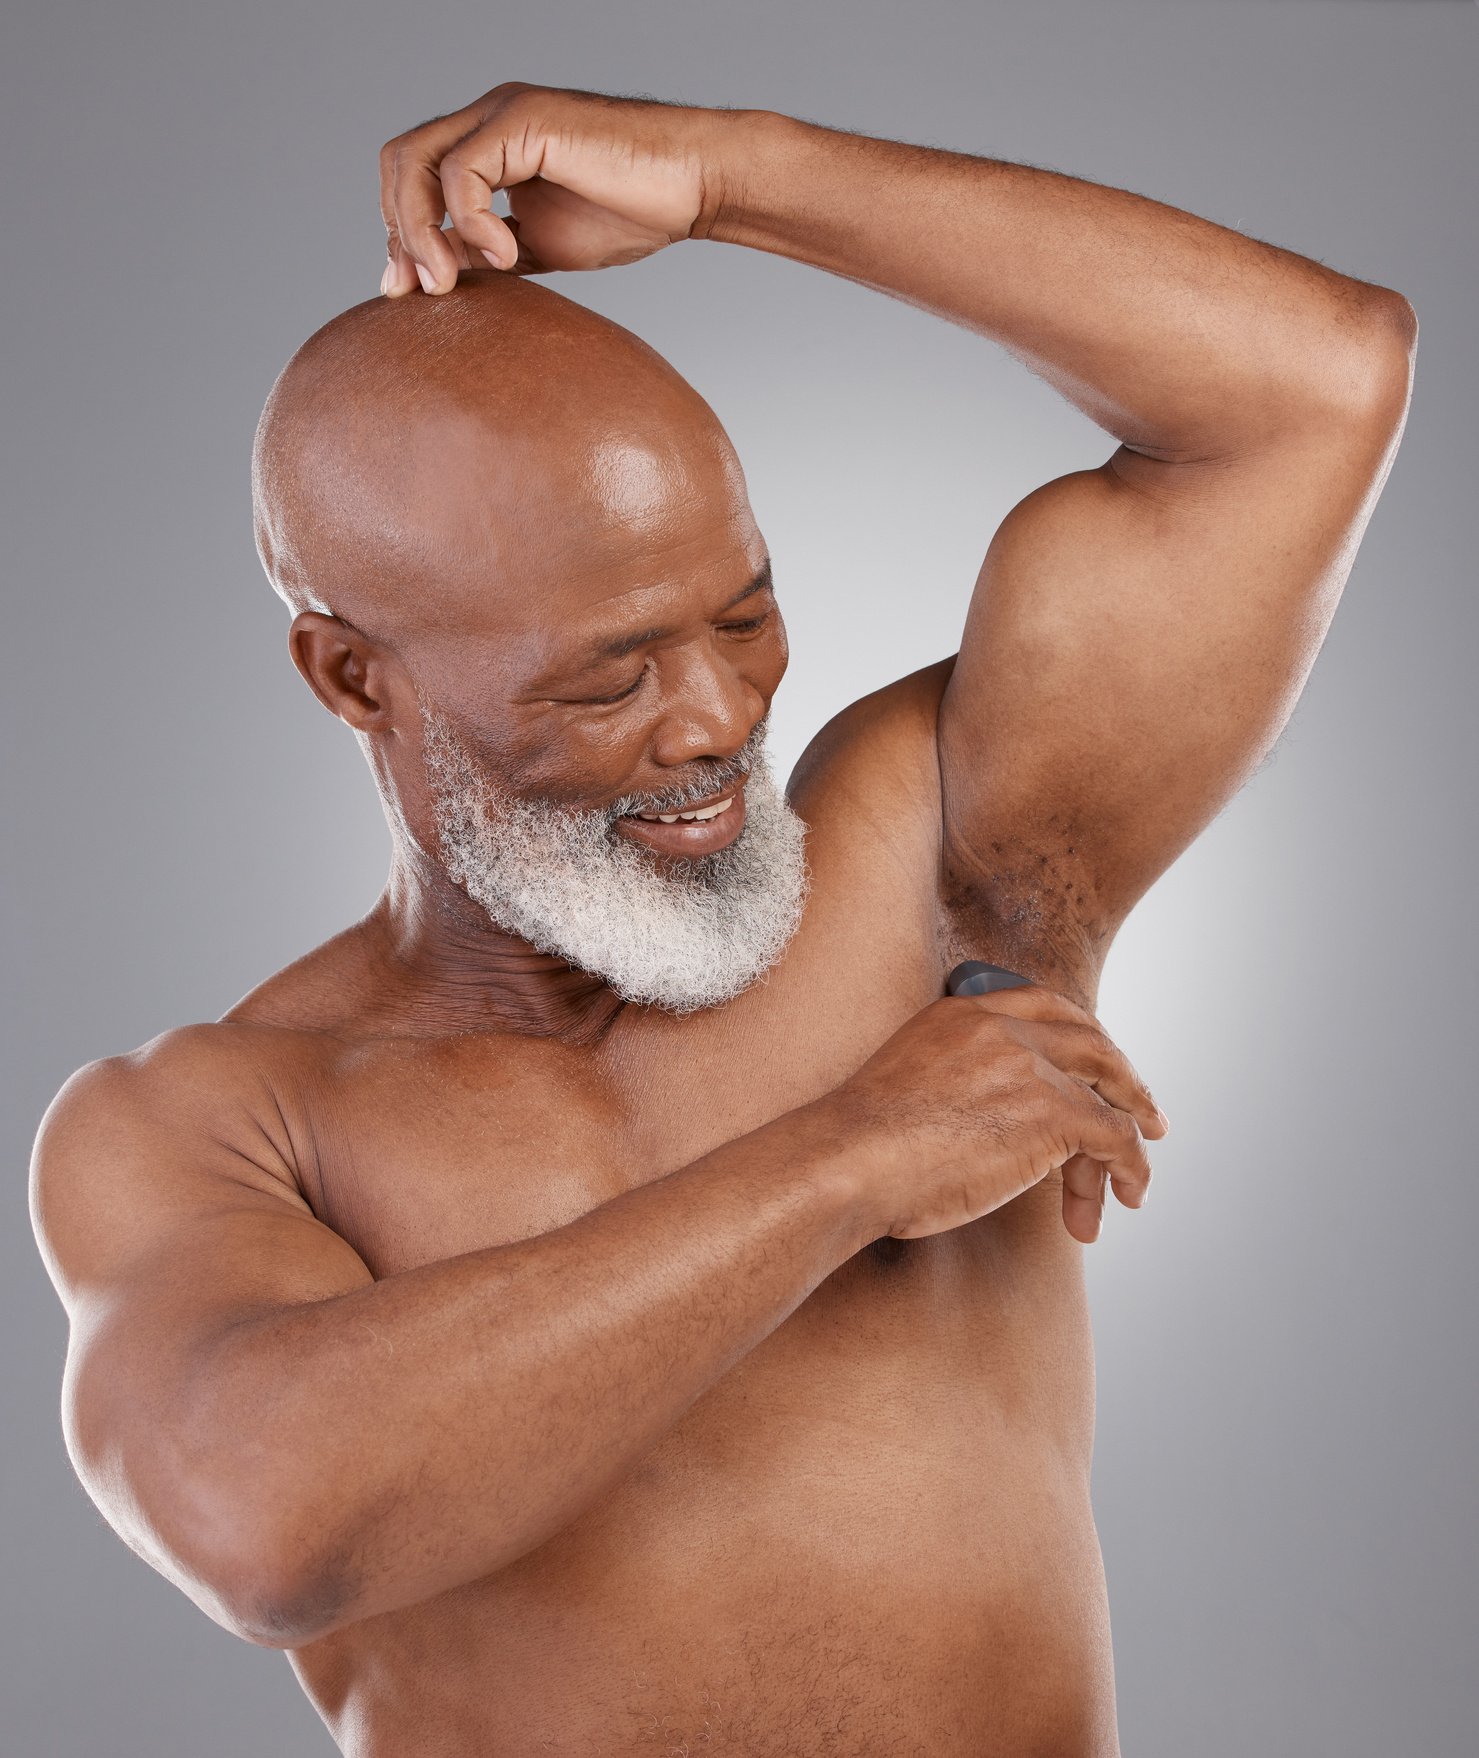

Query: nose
<box><xmin>647</xmin><ymin>646</ymin><xmax>767</xmax><ymax>771</ymax></box>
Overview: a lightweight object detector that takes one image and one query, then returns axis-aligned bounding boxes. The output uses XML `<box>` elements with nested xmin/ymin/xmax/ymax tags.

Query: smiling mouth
<box><xmin>614</xmin><ymin>785</ymin><xmax>748</xmax><ymax>853</ymax></box>
<box><xmin>626</xmin><ymin>793</ymin><xmax>738</xmax><ymax>826</ymax></box>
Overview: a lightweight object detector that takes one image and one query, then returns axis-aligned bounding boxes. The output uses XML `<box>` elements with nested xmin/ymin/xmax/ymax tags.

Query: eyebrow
<box><xmin>581</xmin><ymin>559</ymin><xmax>774</xmax><ymax>667</ymax></box>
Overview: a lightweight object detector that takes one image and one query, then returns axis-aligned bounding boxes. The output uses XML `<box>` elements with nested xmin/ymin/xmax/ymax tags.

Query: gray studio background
<box><xmin>3</xmin><ymin>2</ymin><xmax>1474</xmax><ymax>1753</ymax></box>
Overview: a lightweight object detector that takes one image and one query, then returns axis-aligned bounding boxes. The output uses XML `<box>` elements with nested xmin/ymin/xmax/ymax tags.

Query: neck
<box><xmin>366</xmin><ymin>840</ymin><xmax>629</xmax><ymax>1044</ymax></box>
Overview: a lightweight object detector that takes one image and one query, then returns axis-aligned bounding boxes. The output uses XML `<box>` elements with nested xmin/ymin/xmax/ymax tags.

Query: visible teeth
<box><xmin>635</xmin><ymin>795</ymin><xmax>735</xmax><ymax>825</ymax></box>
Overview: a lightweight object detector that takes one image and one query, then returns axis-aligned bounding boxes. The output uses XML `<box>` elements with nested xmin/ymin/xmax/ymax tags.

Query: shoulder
<box><xmin>785</xmin><ymin>658</ymin><xmax>1107</xmax><ymax>1013</ymax></box>
<box><xmin>29</xmin><ymin>1022</ymin><xmax>313</xmax><ymax>1307</ymax></box>
<box><xmin>34</xmin><ymin>1022</ymin><xmax>267</xmax><ymax>1149</ymax></box>
<box><xmin>763</xmin><ymin>658</ymin><xmax>958</xmax><ymax>1003</ymax></box>
<box><xmin>787</xmin><ymin>656</ymin><xmax>955</xmax><ymax>879</ymax></box>
<box><xmin>35</xmin><ymin>1018</ymin><xmax>304</xmax><ymax>1131</ymax></box>
<box><xmin>789</xmin><ymin>656</ymin><xmax>954</xmax><ymax>807</ymax></box>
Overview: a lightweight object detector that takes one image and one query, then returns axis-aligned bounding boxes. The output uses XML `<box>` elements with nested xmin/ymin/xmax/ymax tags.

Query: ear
<box><xmin>288</xmin><ymin>612</ymin><xmax>399</xmax><ymax>733</ymax></box>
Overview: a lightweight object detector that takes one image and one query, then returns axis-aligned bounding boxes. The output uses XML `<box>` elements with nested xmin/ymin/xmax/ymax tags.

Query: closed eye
<box><xmin>582</xmin><ymin>609</ymin><xmax>775</xmax><ymax>705</ymax></box>
<box><xmin>587</xmin><ymin>671</ymin><xmax>647</xmax><ymax>706</ymax></box>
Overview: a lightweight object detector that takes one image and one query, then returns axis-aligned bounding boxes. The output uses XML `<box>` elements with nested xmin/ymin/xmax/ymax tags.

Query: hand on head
<box><xmin>376</xmin><ymin>82</ymin><xmax>734</xmax><ymax>295</ymax></box>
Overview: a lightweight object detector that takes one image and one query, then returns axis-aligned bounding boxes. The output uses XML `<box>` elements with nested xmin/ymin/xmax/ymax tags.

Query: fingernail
<box><xmin>1156</xmin><ymin>1108</ymin><xmax>1171</xmax><ymax>1133</ymax></box>
<box><xmin>481</xmin><ymin>247</ymin><xmax>508</xmax><ymax>271</ymax></box>
<box><xmin>380</xmin><ymin>261</ymin><xmax>393</xmax><ymax>296</ymax></box>
<box><xmin>415</xmin><ymin>259</ymin><xmax>437</xmax><ymax>294</ymax></box>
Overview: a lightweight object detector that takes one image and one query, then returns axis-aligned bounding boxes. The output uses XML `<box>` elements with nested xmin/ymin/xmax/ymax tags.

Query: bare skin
<box><xmin>30</xmin><ymin>87</ymin><xmax>1415</xmax><ymax>1756</ymax></box>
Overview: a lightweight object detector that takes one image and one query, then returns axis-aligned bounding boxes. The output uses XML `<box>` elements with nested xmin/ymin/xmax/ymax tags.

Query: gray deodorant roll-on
<box><xmin>947</xmin><ymin>960</ymin><xmax>1033</xmax><ymax>998</ymax></box>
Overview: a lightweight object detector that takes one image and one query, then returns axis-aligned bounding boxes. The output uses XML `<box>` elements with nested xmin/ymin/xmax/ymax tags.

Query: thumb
<box><xmin>497</xmin><ymin>215</ymin><xmax>555</xmax><ymax>277</ymax></box>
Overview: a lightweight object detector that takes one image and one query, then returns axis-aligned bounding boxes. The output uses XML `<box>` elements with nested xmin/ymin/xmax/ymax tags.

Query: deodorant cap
<box><xmin>946</xmin><ymin>960</ymin><xmax>1032</xmax><ymax>998</ymax></box>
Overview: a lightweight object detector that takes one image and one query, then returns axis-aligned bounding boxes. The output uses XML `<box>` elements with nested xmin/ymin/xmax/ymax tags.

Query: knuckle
<box><xmin>996</xmin><ymin>1045</ymin><xmax>1041</xmax><ymax>1090</ymax></box>
<box><xmin>996</xmin><ymin>1042</ymin><xmax>1041</xmax><ymax>1091</ymax></box>
<box><xmin>1021</xmin><ymin>1047</ymin><xmax>1061</xmax><ymax>1088</ymax></box>
<box><xmin>955</xmin><ymin>1004</ymin><xmax>1006</xmax><ymax>1047</ymax></box>
<box><xmin>1072</xmin><ymin>1022</ymin><xmax>1115</xmax><ymax>1064</ymax></box>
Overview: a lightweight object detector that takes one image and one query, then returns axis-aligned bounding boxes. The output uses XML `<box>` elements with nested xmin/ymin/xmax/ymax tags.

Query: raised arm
<box><xmin>704</xmin><ymin>113</ymin><xmax>1417</xmax><ymax>962</ymax></box>
<box><xmin>377</xmin><ymin>86</ymin><xmax>1416</xmax><ymax>966</ymax></box>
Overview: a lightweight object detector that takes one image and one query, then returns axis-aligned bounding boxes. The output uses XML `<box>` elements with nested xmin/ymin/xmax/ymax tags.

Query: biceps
<box><xmin>62</xmin><ymin>1204</ymin><xmax>372</xmax><ymax>1570</ymax></box>
<box><xmin>938</xmin><ymin>421</ymin><xmax>1403</xmax><ymax>935</ymax></box>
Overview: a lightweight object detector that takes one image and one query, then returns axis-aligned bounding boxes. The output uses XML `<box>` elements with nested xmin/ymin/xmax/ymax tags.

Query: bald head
<box><xmin>249</xmin><ymin>270</ymin><xmax>796</xmax><ymax>997</ymax></box>
<box><xmin>251</xmin><ymin>266</ymin><xmax>779</xmax><ymax>864</ymax></box>
<box><xmin>251</xmin><ymin>268</ymin><xmax>749</xmax><ymax>648</ymax></box>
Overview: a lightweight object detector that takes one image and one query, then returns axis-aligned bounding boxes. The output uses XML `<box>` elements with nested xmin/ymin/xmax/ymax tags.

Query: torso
<box><xmin>219</xmin><ymin>661</ymin><xmax>1119</xmax><ymax>1756</ymax></box>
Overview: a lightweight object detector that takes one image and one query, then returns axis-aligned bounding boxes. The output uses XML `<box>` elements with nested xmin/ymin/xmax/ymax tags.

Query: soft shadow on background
<box><xmin>3</xmin><ymin>3</ymin><xmax>1474</xmax><ymax>1753</ymax></box>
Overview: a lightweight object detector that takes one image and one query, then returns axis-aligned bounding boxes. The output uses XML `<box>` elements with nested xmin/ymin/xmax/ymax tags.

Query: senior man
<box><xmin>31</xmin><ymin>84</ymin><xmax>1414</xmax><ymax>1756</ymax></box>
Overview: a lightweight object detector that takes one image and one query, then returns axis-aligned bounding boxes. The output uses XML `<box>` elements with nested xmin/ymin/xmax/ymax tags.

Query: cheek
<box><xmin>511</xmin><ymin>716</ymin><xmax>646</xmax><ymax>807</ymax></box>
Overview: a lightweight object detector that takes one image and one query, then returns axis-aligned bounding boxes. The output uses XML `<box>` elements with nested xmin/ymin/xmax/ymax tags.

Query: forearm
<box><xmin>702</xmin><ymin>110</ymin><xmax>1411</xmax><ymax>459</ymax></box>
<box><xmin>174</xmin><ymin>1098</ymin><xmax>876</xmax><ymax>1645</ymax></box>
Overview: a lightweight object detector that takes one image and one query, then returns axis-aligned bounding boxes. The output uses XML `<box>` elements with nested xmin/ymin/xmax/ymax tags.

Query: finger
<box><xmin>379</xmin><ymin>123</ymin><xmax>468</xmax><ymax>297</ymax></box>
<box><xmin>390</xmin><ymin>139</ymin><xmax>468</xmax><ymax>293</ymax></box>
<box><xmin>1060</xmin><ymin>1153</ymin><xmax>1109</xmax><ymax>1244</ymax></box>
<box><xmin>381</xmin><ymin>235</ymin><xmax>416</xmax><ymax>298</ymax></box>
<box><xmin>1025</xmin><ymin>1019</ymin><xmax>1168</xmax><ymax>1142</ymax></box>
<box><xmin>440</xmin><ymin>137</ymin><xmax>521</xmax><ymax>270</ymax></box>
<box><xmin>1065</xmin><ymin>1095</ymin><xmax>1152</xmax><ymax>1213</ymax></box>
<box><xmin>381</xmin><ymin>228</ymin><xmax>522</xmax><ymax>298</ymax></box>
<box><xmin>952</xmin><ymin>984</ymin><xmax>1171</xmax><ymax>1139</ymax></box>
<box><xmin>500</xmin><ymin>215</ymin><xmax>553</xmax><ymax>276</ymax></box>
<box><xmin>382</xmin><ymin>231</ymin><xmax>461</xmax><ymax>298</ymax></box>
<box><xmin>955</xmin><ymin>980</ymin><xmax>1111</xmax><ymax>1045</ymax></box>
<box><xmin>378</xmin><ymin>139</ymin><xmax>414</xmax><ymax>297</ymax></box>
<box><xmin>441</xmin><ymin>226</ymin><xmax>481</xmax><ymax>269</ymax></box>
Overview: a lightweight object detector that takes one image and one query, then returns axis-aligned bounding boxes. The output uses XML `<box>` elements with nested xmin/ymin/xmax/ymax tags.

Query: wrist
<box><xmin>691</xmin><ymin>108</ymin><xmax>812</xmax><ymax>249</ymax></box>
<box><xmin>781</xmin><ymin>1092</ymin><xmax>891</xmax><ymax>1258</ymax></box>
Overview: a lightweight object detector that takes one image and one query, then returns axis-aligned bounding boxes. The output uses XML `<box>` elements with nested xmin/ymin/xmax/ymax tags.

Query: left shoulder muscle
<box><xmin>787</xmin><ymin>656</ymin><xmax>953</xmax><ymax>911</ymax></box>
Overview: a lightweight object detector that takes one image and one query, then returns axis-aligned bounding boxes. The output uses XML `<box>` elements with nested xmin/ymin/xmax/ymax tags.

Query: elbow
<box><xmin>1362</xmin><ymin>285</ymin><xmax>1419</xmax><ymax>395</ymax></box>
<box><xmin>204</xmin><ymin>1539</ymin><xmax>362</xmax><ymax>1649</ymax></box>
<box><xmin>65</xmin><ymin>1365</ymin><xmax>370</xmax><ymax>1649</ymax></box>
<box><xmin>155</xmin><ymin>1424</ymin><xmax>370</xmax><ymax>1648</ymax></box>
<box><xmin>1326</xmin><ymin>285</ymin><xmax>1418</xmax><ymax>427</ymax></box>
<box><xmin>1228</xmin><ymin>284</ymin><xmax>1417</xmax><ymax>453</ymax></box>
<box><xmin>1365</xmin><ymin>285</ymin><xmax>1419</xmax><ymax>355</ymax></box>
<box><xmin>158</xmin><ymin>1475</ymin><xmax>364</xmax><ymax>1648</ymax></box>
<box><xmin>228</xmin><ymin>1581</ymin><xmax>357</xmax><ymax>1652</ymax></box>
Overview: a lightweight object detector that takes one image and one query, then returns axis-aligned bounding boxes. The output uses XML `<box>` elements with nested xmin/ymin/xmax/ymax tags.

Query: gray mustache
<box><xmin>607</xmin><ymin>717</ymin><xmax>768</xmax><ymax>819</ymax></box>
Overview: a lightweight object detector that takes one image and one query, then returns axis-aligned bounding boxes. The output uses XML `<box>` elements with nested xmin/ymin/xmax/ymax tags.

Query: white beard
<box><xmin>416</xmin><ymin>700</ymin><xmax>812</xmax><ymax>1015</ymax></box>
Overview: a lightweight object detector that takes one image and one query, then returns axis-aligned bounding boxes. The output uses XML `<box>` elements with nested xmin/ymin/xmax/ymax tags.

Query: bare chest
<box><xmin>274</xmin><ymin>832</ymin><xmax>1106</xmax><ymax>1748</ymax></box>
<box><xmin>291</xmin><ymin>938</ymin><xmax>945</xmax><ymax>1279</ymax></box>
<box><xmin>276</xmin><ymin>890</ymin><xmax>1092</xmax><ymax>1490</ymax></box>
